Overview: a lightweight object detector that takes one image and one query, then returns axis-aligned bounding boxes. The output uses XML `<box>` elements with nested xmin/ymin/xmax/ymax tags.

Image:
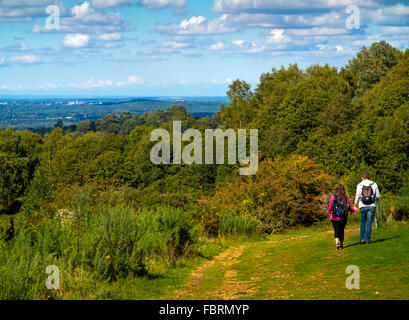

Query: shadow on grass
<box><xmin>344</xmin><ymin>236</ymin><xmax>400</xmax><ymax>248</ymax></box>
<box><xmin>144</xmin><ymin>273</ymin><xmax>164</xmax><ymax>280</ymax></box>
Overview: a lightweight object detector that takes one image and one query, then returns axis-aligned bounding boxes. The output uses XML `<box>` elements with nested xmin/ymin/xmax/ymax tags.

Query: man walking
<box><xmin>354</xmin><ymin>172</ymin><xmax>380</xmax><ymax>244</ymax></box>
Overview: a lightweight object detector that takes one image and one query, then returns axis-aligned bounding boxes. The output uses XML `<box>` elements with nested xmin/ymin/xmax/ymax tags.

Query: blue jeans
<box><xmin>360</xmin><ymin>207</ymin><xmax>375</xmax><ymax>242</ymax></box>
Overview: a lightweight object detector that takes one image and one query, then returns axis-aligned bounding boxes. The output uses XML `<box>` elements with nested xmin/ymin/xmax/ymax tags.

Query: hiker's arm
<box><xmin>347</xmin><ymin>198</ymin><xmax>357</xmax><ymax>215</ymax></box>
<box><xmin>375</xmin><ymin>183</ymin><xmax>381</xmax><ymax>200</ymax></box>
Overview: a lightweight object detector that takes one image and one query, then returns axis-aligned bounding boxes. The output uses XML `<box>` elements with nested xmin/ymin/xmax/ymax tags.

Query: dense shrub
<box><xmin>0</xmin><ymin>232</ymin><xmax>53</xmax><ymax>299</ymax></box>
<box><xmin>77</xmin><ymin>207</ymin><xmax>145</xmax><ymax>281</ymax></box>
<box><xmin>136</xmin><ymin>207</ymin><xmax>200</xmax><ymax>262</ymax></box>
<box><xmin>0</xmin><ymin>203</ymin><xmax>202</xmax><ymax>298</ymax></box>
<box><xmin>219</xmin><ymin>210</ymin><xmax>261</xmax><ymax>237</ymax></box>
<box><xmin>208</xmin><ymin>156</ymin><xmax>334</xmax><ymax>234</ymax></box>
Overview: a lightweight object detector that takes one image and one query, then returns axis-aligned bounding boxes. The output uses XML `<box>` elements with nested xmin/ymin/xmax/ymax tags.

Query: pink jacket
<box><xmin>328</xmin><ymin>195</ymin><xmax>357</xmax><ymax>221</ymax></box>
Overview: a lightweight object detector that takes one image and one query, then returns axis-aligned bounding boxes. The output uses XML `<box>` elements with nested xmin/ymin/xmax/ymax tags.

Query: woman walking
<box><xmin>328</xmin><ymin>185</ymin><xmax>357</xmax><ymax>250</ymax></box>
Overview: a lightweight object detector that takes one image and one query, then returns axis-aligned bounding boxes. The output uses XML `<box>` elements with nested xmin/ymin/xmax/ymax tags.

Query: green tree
<box><xmin>342</xmin><ymin>40</ymin><xmax>403</xmax><ymax>96</ymax></box>
<box><xmin>221</xmin><ymin>80</ymin><xmax>256</xmax><ymax>129</ymax></box>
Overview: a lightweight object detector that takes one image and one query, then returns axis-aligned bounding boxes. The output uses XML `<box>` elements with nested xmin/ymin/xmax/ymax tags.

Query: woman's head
<box><xmin>334</xmin><ymin>184</ymin><xmax>346</xmax><ymax>200</ymax></box>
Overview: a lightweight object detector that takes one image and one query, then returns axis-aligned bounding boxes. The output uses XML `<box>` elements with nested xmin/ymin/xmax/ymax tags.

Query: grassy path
<box><xmin>167</xmin><ymin>221</ymin><xmax>409</xmax><ymax>300</ymax></box>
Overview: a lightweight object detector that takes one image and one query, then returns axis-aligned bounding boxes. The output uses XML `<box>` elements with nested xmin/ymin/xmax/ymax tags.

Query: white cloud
<box><xmin>38</xmin><ymin>82</ymin><xmax>57</xmax><ymax>89</ymax></box>
<box><xmin>154</xmin><ymin>10</ymin><xmax>348</xmax><ymax>36</ymax></box>
<box><xmin>163</xmin><ymin>41</ymin><xmax>188</xmax><ymax>49</ymax></box>
<box><xmin>285</xmin><ymin>27</ymin><xmax>348</xmax><ymax>36</ymax></box>
<box><xmin>140</xmin><ymin>35</ymin><xmax>195</xmax><ymax>56</ymax></box>
<box><xmin>19</xmin><ymin>43</ymin><xmax>29</xmax><ymax>51</ymax></box>
<box><xmin>1</xmin><ymin>43</ymin><xmax>30</xmax><ymax>52</ymax></box>
<box><xmin>140</xmin><ymin>0</ymin><xmax>186</xmax><ymax>10</ymax></box>
<box><xmin>155</xmin><ymin>14</ymin><xmax>238</xmax><ymax>35</ymax></box>
<box><xmin>232</xmin><ymin>40</ymin><xmax>245</xmax><ymax>47</ymax></box>
<box><xmin>265</xmin><ymin>29</ymin><xmax>289</xmax><ymax>44</ymax></box>
<box><xmin>90</xmin><ymin>79</ymin><xmax>113</xmax><ymax>87</ymax></box>
<box><xmin>211</xmin><ymin>78</ymin><xmax>233</xmax><ymax>84</ymax></box>
<box><xmin>233</xmin><ymin>39</ymin><xmax>266</xmax><ymax>53</ymax></box>
<box><xmin>315</xmin><ymin>43</ymin><xmax>356</xmax><ymax>56</ymax></box>
<box><xmin>62</xmin><ymin>34</ymin><xmax>90</xmax><ymax>48</ymax></box>
<box><xmin>0</xmin><ymin>84</ymin><xmax>23</xmax><ymax>90</ymax></box>
<box><xmin>207</xmin><ymin>41</ymin><xmax>225</xmax><ymax>51</ymax></box>
<box><xmin>0</xmin><ymin>75</ymin><xmax>142</xmax><ymax>90</ymax></box>
<box><xmin>71</xmin><ymin>1</ymin><xmax>93</xmax><ymax>18</ymax></box>
<box><xmin>0</xmin><ymin>0</ymin><xmax>56</xmax><ymax>22</ymax></box>
<box><xmin>99</xmin><ymin>32</ymin><xmax>123</xmax><ymax>41</ymax></box>
<box><xmin>162</xmin><ymin>40</ymin><xmax>190</xmax><ymax>49</ymax></box>
<box><xmin>91</xmin><ymin>0</ymin><xmax>133</xmax><ymax>9</ymax></box>
<box><xmin>9</xmin><ymin>54</ymin><xmax>40</xmax><ymax>64</ymax></box>
<box><xmin>180</xmin><ymin>16</ymin><xmax>206</xmax><ymax>28</ymax></box>
<box><xmin>128</xmin><ymin>75</ymin><xmax>143</xmax><ymax>84</ymax></box>
<box><xmin>0</xmin><ymin>0</ymin><xmax>54</xmax><ymax>7</ymax></box>
<box><xmin>31</xmin><ymin>1</ymin><xmax>127</xmax><ymax>34</ymax></box>
<box><xmin>364</xmin><ymin>4</ymin><xmax>409</xmax><ymax>25</ymax></box>
<box><xmin>212</xmin><ymin>0</ymin><xmax>376</xmax><ymax>13</ymax></box>
<box><xmin>115</xmin><ymin>75</ymin><xmax>144</xmax><ymax>86</ymax></box>
<box><xmin>69</xmin><ymin>78</ymin><xmax>113</xmax><ymax>88</ymax></box>
<box><xmin>147</xmin><ymin>54</ymin><xmax>167</xmax><ymax>60</ymax></box>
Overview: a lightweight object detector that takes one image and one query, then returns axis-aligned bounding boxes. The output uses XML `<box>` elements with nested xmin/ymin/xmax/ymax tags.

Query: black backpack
<box><xmin>361</xmin><ymin>183</ymin><xmax>375</xmax><ymax>205</ymax></box>
<box><xmin>331</xmin><ymin>197</ymin><xmax>349</xmax><ymax>219</ymax></box>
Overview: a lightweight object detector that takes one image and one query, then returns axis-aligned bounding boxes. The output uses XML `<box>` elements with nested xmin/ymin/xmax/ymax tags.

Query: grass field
<box><xmin>148</xmin><ymin>218</ymin><xmax>409</xmax><ymax>300</ymax></box>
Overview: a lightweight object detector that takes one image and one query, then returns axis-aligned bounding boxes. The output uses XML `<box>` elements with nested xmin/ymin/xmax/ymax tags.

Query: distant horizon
<box><xmin>0</xmin><ymin>95</ymin><xmax>228</xmax><ymax>100</ymax></box>
<box><xmin>0</xmin><ymin>95</ymin><xmax>225</xmax><ymax>129</ymax></box>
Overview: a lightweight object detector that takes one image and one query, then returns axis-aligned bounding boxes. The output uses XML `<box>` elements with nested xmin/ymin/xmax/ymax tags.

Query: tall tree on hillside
<box><xmin>342</xmin><ymin>40</ymin><xmax>403</xmax><ymax>97</ymax></box>
<box><xmin>221</xmin><ymin>80</ymin><xmax>255</xmax><ymax>129</ymax></box>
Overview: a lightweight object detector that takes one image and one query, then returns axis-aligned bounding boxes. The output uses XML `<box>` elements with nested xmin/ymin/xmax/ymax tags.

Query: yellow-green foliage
<box><xmin>196</xmin><ymin>155</ymin><xmax>334</xmax><ymax>234</ymax></box>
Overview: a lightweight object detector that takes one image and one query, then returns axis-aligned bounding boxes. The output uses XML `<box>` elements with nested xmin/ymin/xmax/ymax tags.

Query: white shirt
<box><xmin>355</xmin><ymin>179</ymin><xmax>380</xmax><ymax>208</ymax></box>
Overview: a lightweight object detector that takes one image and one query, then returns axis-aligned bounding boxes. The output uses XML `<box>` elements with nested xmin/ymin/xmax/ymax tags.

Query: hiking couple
<box><xmin>328</xmin><ymin>172</ymin><xmax>380</xmax><ymax>250</ymax></box>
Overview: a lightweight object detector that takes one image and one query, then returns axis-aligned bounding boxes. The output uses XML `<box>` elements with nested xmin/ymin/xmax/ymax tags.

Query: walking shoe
<box><xmin>339</xmin><ymin>245</ymin><xmax>344</xmax><ymax>249</ymax></box>
<box><xmin>366</xmin><ymin>241</ymin><xmax>371</xmax><ymax>244</ymax></box>
<box><xmin>336</xmin><ymin>244</ymin><xmax>341</xmax><ymax>250</ymax></box>
<box><xmin>360</xmin><ymin>241</ymin><xmax>365</xmax><ymax>244</ymax></box>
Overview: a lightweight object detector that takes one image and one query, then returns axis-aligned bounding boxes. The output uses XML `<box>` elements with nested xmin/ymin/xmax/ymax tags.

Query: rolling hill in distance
<box><xmin>0</xmin><ymin>96</ymin><xmax>228</xmax><ymax>129</ymax></box>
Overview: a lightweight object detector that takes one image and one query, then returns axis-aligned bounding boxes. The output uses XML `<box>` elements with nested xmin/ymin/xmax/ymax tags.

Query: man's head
<box><xmin>362</xmin><ymin>172</ymin><xmax>370</xmax><ymax>181</ymax></box>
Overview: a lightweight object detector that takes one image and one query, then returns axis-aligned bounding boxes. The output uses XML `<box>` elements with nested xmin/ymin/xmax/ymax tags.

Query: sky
<box><xmin>0</xmin><ymin>0</ymin><xmax>409</xmax><ymax>96</ymax></box>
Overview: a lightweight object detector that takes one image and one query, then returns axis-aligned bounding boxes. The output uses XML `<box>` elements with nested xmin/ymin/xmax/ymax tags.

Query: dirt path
<box><xmin>173</xmin><ymin>244</ymin><xmax>246</xmax><ymax>299</ymax></box>
<box><xmin>171</xmin><ymin>227</ymin><xmax>362</xmax><ymax>300</ymax></box>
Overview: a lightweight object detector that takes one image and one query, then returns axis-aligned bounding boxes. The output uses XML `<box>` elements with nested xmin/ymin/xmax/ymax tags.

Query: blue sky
<box><xmin>0</xmin><ymin>0</ymin><xmax>409</xmax><ymax>96</ymax></box>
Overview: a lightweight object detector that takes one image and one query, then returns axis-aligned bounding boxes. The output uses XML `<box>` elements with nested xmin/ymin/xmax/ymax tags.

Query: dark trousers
<box><xmin>331</xmin><ymin>218</ymin><xmax>348</xmax><ymax>241</ymax></box>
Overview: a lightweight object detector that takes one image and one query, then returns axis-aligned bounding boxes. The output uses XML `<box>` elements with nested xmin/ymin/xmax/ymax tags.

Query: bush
<box><xmin>78</xmin><ymin>207</ymin><xmax>146</xmax><ymax>281</ymax></box>
<box><xmin>136</xmin><ymin>207</ymin><xmax>200</xmax><ymax>262</ymax></box>
<box><xmin>0</xmin><ymin>232</ymin><xmax>53</xmax><ymax>299</ymax></box>
<box><xmin>219</xmin><ymin>210</ymin><xmax>261</xmax><ymax>237</ymax></box>
<box><xmin>209</xmin><ymin>155</ymin><xmax>334</xmax><ymax>233</ymax></box>
<box><xmin>383</xmin><ymin>196</ymin><xmax>409</xmax><ymax>222</ymax></box>
<box><xmin>381</xmin><ymin>179</ymin><xmax>409</xmax><ymax>222</ymax></box>
<box><xmin>0</xmin><ymin>203</ymin><xmax>202</xmax><ymax>298</ymax></box>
